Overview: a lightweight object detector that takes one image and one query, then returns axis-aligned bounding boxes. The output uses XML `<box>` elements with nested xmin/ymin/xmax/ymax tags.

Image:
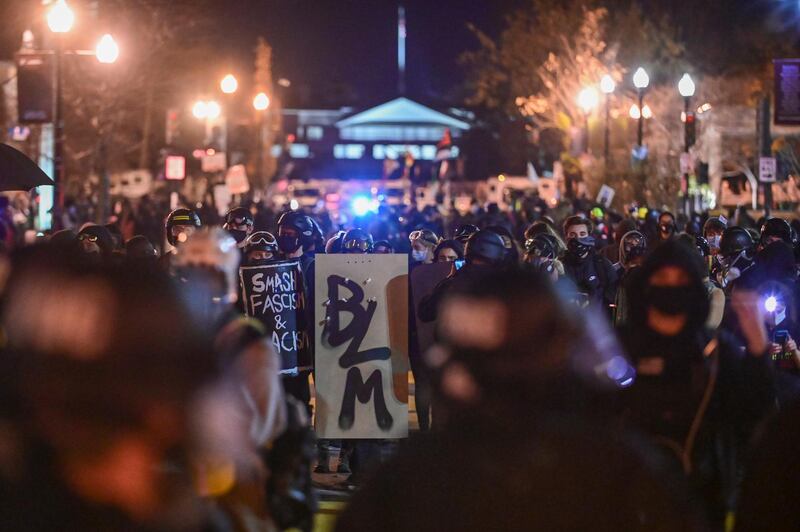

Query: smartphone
<box><xmin>772</xmin><ymin>329</ymin><xmax>791</xmax><ymax>363</ymax></box>
<box><xmin>454</xmin><ymin>259</ymin><xmax>465</xmax><ymax>270</ymax></box>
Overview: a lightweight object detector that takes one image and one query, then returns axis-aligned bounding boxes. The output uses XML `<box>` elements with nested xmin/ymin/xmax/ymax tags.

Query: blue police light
<box><xmin>764</xmin><ymin>295</ymin><xmax>778</xmax><ymax>313</ymax></box>
<box><xmin>352</xmin><ymin>196</ymin><xmax>372</xmax><ymax>217</ymax></box>
<box><xmin>351</xmin><ymin>195</ymin><xmax>379</xmax><ymax>217</ymax></box>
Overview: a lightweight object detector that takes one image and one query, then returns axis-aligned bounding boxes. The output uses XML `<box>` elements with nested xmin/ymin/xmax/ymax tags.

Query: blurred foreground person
<box><xmin>0</xmin><ymin>246</ymin><xmax>218</xmax><ymax>531</ymax></box>
<box><xmin>617</xmin><ymin>241</ymin><xmax>773</xmax><ymax>528</ymax></box>
<box><xmin>174</xmin><ymin>229</ymin><xmax>314</xmax><ymax>531</ymax></box>
<box><xmin>338</xmin><ymin>270</ymin><xmax>702</xmax><ymax>532</ymax></box>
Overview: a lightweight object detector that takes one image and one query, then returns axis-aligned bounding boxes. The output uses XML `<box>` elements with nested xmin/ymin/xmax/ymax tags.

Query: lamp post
<box><xmin>577</xmin><ymin>86</ymin><xmax>599</xmax><ymax>154</ymax></box>
<box><xmin>600</xmin><ymin>74</ymin><xmax>615</xmax><ymax>164</ymax></box>
<box><xmin>220</xmin><ymin>74</ymin><xmax>238</xmax><ymax>95</ymax></box>
<box><xmin>678</xmin><ymin>73</ymin><xmax>696</xmax><ymax>215</ymax></box>
<box><xmin>47</xmin><ymin>0</ymin><xmax>118</xmax><ymax>228</ymax></box>
<box><xmin>632</xmin><ymin>67</ymin><xmax>649</xmax><ymax>147</ymax></box>
<box><xmin>253</xmin><ymin>92</ymin><xmax>270</xmax><ymax>187</ymax></box>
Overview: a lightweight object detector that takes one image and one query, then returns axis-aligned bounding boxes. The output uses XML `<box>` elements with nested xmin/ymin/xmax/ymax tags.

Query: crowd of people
<box><xmin>0</xmin><ymin>193</ymin><xmax>798</xmax><ymax>531</ymax></box>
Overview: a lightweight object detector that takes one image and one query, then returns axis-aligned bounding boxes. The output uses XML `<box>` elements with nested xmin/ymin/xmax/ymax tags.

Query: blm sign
<box><xmin>240</xmin><ymin>260</ymin><xmax>306</xmax><ymax>374</ymax></box>
<box><xmin>315</xmin><ymin>255</ymin><xmax>408</xmax><ymax>439</ymax></box>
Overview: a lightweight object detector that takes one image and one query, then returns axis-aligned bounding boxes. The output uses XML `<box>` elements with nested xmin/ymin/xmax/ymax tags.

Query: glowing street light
<box><xmin>95</xmin><ymin>34</ymin><xmax>119</xmax><ymax>64</ymax></box>
<box><xmin>47</xmin><ymin>0</ymin><xmax>75</xmax><ymax>33</ymax></box>
<box><xmin>632</xmin><ymin>67</ymin><xmax>649</xmax><ymax>147</ymax></box>
<box><xmin>206</xmin><ymin>100</ymin><xmax>221</xmax><ymax>119</ymax></box>
<box><xmin>192</xmin><ymin>101</ymin><xmax>208</xmax><ymax>119</ymax></box>
<box><xmin>678</xmin><ymin>73</ymin><xmax>695</xmax><ymax>98</ymax></box>
<box><xmin>600</xmin><ymin>74</ymin><xmax>615</xmax><ymax>95</ymax></box>
<box><xmin>577</xmin><ymin>87</ymin><xmax>599</xmax><ymax>114</ymax></box>
<box><xmin>253</xmin><ymin>92</ymin><xmax>270</xmax><ymax>111</ymax></box>
<box><xmin>629</xmin><ymin>104</ymin><xmax>641</xmax><ymax>120</ymax></box>
<box><xmin>641</xmin><ymin>104</ymin><xmax>653</xmax><ymax>119</ymax></box>
<box><xmin>220</xmin><ymin>74</ymin><xmax>238</xmax><ymax>94</ymax></box>
<box><xmin>599</xmin><ymin>74</ymin><xmax>615</xmax><ymax>163</ymax></box>
<box><xmin>632</xmin><ymin>67</ymin><xmax>650</xmax><ymax>89</ymax></box>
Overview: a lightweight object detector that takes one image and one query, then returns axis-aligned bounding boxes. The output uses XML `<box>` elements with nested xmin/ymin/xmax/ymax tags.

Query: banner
<box><xmin>774</xmin><ymin>59</ymin><xmax>800</xmax><ymax>125</ymax></box>
<box><xmin>240</xmin><ymin>260</ymin><xmax>305</xmax><ymax>374</ymax></box>
<box><xmin>315</xmin><ymin>255</ymin><xmax>408</xmax><ymax>439</ymax></box>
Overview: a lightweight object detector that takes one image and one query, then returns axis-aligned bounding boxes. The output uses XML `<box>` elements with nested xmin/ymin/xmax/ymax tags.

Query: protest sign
<box><xmin>240</xmin><ymin>260</ymin><xmax>305</xmax><ymax>374</ymax></box>
<box><xmin>315</xmin><ymin>255</ymin><xmax>408</xmax><ymax>439</ymax></box>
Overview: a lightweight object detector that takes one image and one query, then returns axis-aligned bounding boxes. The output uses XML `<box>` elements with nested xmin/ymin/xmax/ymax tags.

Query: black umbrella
<box><xmin>0</xmin><ymin>143</ymin><xmax>54</xmax><ymax>191</ymax></box>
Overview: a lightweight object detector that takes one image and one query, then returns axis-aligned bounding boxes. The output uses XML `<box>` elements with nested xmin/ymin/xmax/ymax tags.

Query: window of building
<box><xmin>334</xmin><ymin>144</ymin><xmax>365</xmax><ymax>159</ymax></box>
<box><xmin>307</xmin><ymin>126</ymin><xmax>324</xmax><ymax>140</ymax></box>
<box><xmin>289</xmin><ymin>144</ymin><xmax>310</xmax><ymax>158</ymax></box>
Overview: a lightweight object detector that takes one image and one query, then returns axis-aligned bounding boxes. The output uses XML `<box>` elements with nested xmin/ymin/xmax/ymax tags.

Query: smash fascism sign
<box><xmin>240</xmin><ymin>260</ymin><xmax>306</xmax><ymax>374</ymax></box>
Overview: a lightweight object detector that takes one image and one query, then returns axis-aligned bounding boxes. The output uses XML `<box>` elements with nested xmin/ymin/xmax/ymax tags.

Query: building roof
<box><xmin>335</xmin><ymin>97</ymin><xmax>470</xmax><ymax>130</ymax></box>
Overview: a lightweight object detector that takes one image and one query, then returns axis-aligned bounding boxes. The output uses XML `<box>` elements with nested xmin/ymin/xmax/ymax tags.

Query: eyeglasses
<box><xmin>78</xmin><ymin>233</ymin><xmax>98</xmax><ymax>242</ymax></box>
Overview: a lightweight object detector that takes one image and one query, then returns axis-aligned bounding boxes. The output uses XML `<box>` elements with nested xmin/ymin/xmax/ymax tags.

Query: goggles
<box><xmin>409</xmin><ymin>230</ymin><xmax>437</xmax><ymax>246</ymax></box>
<box><xmin>78</xmin><ymin>233</ymin><xmax>98</xmax><ymax>243</ymax></box>
<box><xmin>343</xmin><ymin>239</ymin><xmax>371</xmax><ymax>252</ymax></box>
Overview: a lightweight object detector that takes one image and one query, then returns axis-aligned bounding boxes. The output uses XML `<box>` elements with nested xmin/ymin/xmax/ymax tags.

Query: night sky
<box><xmin>0</xmin><ymin>0</ymin><xmax>786</xmax><ymax>107</ymax></box>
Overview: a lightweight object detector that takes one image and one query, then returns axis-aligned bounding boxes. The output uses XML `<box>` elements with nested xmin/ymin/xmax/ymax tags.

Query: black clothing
<box><xmin>562</xmin><ymin>251</ymin><xmax>618</xmax><ymax>309</ymax></box>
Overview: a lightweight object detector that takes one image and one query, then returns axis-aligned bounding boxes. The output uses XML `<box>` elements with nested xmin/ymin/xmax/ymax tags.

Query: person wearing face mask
<box><xmin>613</xmin><ymin>230</ymin><xmax>647</xmax><ymax>326</ymax></box>
<box><xmin>562</xmin><ymin>215</ymin><xmax>618</xmax><ymax>310</ymax></box>
<box><xmin>677</xmin><ymin>234</ymin><xmax>726</xmax><ymax>330</ymax></box>
<box><xmin>703</xmin><ymin>217</ymin><xmax>727</xmax><ymax>257</ymax></box>
<box><xmin>223</xmin><ymin>207</ymin><xmax>255</xmax><ymax>249</ymax></box>
<box><xmin>758</xmin><ymin>217</ymin><xmax>793</xmax><ymax>251</ymax></box>
<box><xmin>243</xmin><ymin>231</ymin><xmax>279</xmax><ymax>266</ymax></box>
<box><xmin>276</xmin><ymin>211</ymin><xmax>322</xmax><ymax>416</ymax></box>
<box><xmin>409</xmin><ymin>229</ymin><xmax>439</xmax><ymax>268</ymax></box>
<box><xmin>523</xmin><ymin>233</ymin><xmax>563</xmax><ymax>282</ymax></box>
<box><xmin>655</xmin><ymin>211</ymin><xmax>678</xmax><ymax>245</ymax></box>
<box><xmin>617</xmin><ymin>240</ymin><xmax>774</xmax><ymax>529</ymax></box>
<box><xmin>716</xmin><ymin>227</ymin><xmax>757</xmax><ymax>292</ymax></box>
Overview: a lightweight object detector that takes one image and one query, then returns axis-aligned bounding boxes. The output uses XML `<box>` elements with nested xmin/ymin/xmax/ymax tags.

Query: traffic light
<box><xmin>16</xmin><ymin>53</ymin><xmax>53</xmax><ymax>124</ymax></box>
<box><xmin>685</xmin><ymin>112</ymin><xmax>696</xmax><ymax>149</ymax></box>
<box><xmin>165</xmin><ymin>108</ymin><xmax>180</xmax><ymax>146</ymax></box>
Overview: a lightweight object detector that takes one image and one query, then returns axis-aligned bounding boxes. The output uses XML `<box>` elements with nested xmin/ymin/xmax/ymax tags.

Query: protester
<box><xmin>409</xmin><ymin>229</ymin><xmax>439</xmax><ymax>265</ymax></box>
<box><xmin>616</xmin><ymin>240</ymin><xmax>774</xmax><ymax>528</ymax></box>
<box><xmin>77</xmin><ymin>224</ymin><xmax>115</xmax><ymax>261</ymax></box>
<box><xmin>561</xmin><ymin>215</ymin><xmax>618</xmax><ymax>309</ymax></box>
<box><xmin>124</xmin><ymin>234</ymin><xmax>158</xmax><ymax>265</ymax></box>
<box><xmin>243</xmin><ymin>230</ymin><xmax>279</xmax><ymax>265</ymax></box>
<box><xmin>716</xmin><ymin>226</ymin><xmax>757</xmax><ymax>291</ymax></box>
<box><xmin>223</xmin><ymin>206</ymin><xmax>255</xmax><ymax>248</ymax></box>
<box><xmin>372</xmin><ymin>240</ymin><xmax>394</xmax><ymax>254</ymax></box>
<box><xmin>613</xmin><ymin>230</ymin><xmax>647</xmax><ymax>325</ymax></box>
<box><xmin>703</xmin><ymin>216</ymin><xmax>727</xmax><ymax>257</ymax></box>
<box><xmin>433</xmin><ymin>239</ymin><xmax>463</xmax><ymax>263</ymax></box>
<box><xmin>342</xmin><ymin>228</ymin><xmax>373</xmax><ymax>254</ymax></box>
<box><xmin>338</xmin><ymin>270</ymin><xmax>702</xmax><ymax>532</ymax></box>
<box><xmin>523</xmin><ymin>232</ymin><xmax>563</xmax><ymax>281</ymax></box>
<box><xmin>164</xmin><ymin>208</ymin><xmax>202</xmax><ymax>255</ymax></box>
<box><xmin>655</xmin><ymin>211</ymin><xmax>678</xmax><ymax>245</ymax></box>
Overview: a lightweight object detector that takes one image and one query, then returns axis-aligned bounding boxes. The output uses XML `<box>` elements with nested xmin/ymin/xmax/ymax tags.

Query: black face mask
<box><xmin>567</xmin><ymin>236</ymin><xmax>595</xmax><ymax>260</ymax></box>
<box><xmin>277</xmin><ymin>235</ymin><xmax>301</xmax><ymax>254</ymax></box>
<box><xmin>646</xmin><ymin>286</ymin><xmax>691</xmax><ymax>316</ymax></box>
<box><xmin>228</xmin><ymin>229</ymin><xmax>248</xmax><ymax>244</ymax></box>
<box><xmin>659</xmin><ymin>223</ymin><xmax>675</xmax><ymax>237</ymax></box>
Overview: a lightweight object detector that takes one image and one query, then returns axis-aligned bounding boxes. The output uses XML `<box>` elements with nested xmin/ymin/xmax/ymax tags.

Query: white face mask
<box><xmin>412</xmin><ymin>249</ymin><xmax>428</xmax><ymax>262</ymax></box>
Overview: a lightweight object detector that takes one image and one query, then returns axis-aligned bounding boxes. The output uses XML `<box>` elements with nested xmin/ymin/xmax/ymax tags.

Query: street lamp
<box><xmin>678</xmin><ymin>73</ymin><xmax>696</xmax><ymax>215</ymax></box>
<box><xmin>253</xmin><ymin>92</ymin><xmax>270</xmax><ymax>111</ymax></box>
<box><xmin>220</xmin><ymin>74</ymin><xmax>238</xmax><ymax>94</ymax></box>
<box><xmin>577</xmin><ymin>87</ymin><xmax>598</xmax><ymax>154</ymax></box>
<box><xmin>95</xmin><ymin>34</ymin><xmax>119</xmax><ymax>64</ymax></box>
<box><xmin>632</xmin><ymin>67</ymin><xmax>649</xmax><ymax>147</ymax></box>
<box><xmin>47</xmin><ymin>0</ymin><xmax>74</xmax><ymax>33</ymax></box>
<box><xmin>206</xmin><ymin>100</ymin><xmax>221</xmax><ymax>120</ymax></box>
<box><xmin>192</xmin><ymin>100</ymin><xmax>209</xmax><ymax>119</ymax></box>
<box><xmin>600</xmin><ymin>74</ymin><xmax>615</xmax><ymax>163</ymax></box>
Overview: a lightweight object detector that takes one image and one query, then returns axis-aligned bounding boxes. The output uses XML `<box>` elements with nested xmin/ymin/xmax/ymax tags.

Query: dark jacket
<box><xmin>562</xmin><ymin>251</ymin><xmax>618</xmax><ymax>309</ymax></box>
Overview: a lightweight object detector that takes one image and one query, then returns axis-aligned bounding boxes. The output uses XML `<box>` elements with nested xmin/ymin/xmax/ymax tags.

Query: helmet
<box><xmin>244</xmin><ymin>231</ymin><xmax>279</xmax><ymax>254</ymax></box>
<box><xmin>125</xmin><ymin>235</ymin><xmax>158</xmax><ymax>261</ymax></box>
<box><xmin>165</xmin><ymin>208</ymin><xmax>202</xmax><ymax>246</ymax></box>
<box><xmin>465</xmin><ymin>230</ymin><xmax>506</xmax><ymax>265</ymax></box>
<box><xmin>276</xmin><ymin>211</ymin><xmax>321</xmax><ymax>248</ymax></box>
<box><xmin>619</xmin><ymin>231</ymin><xmax>647</xmax><ymax>266</ymax></box>
<box><xmin>173</xmin><ymin>228</ymin><xmax>240</xmax><ymax>304</ymax></box>
<box><xmin>524</xmin><ymin>233</ymin><xmax>558</xmax><ymax>260</ymax></box>
<box><xmin>409</xmin><ymin>229</ymin><xmax>440</xmax><ymax>248</ymax></box>
<box><xmin>720</xmin><ymin>227</ymin><xmax>755</xmax><ymax>258</ymax></box>
<box><xmin>223</xmin><ymin>207</ymin><xmax>254</xmax><ymax>228</ymax></box>
<box><xmin>761</xmin><ymin>217</ymin><xmax>793</xmax><ymax>245</ymax></box>
<box><xmin>372</xmin><ymin>240</ymin><xmax>394</xmax><ymax>254</ymax></box>
<box><xmin>325</xmin><ymin>231</ymin><xmax>346</xmax><ymax>254</ymax></box>
<box><xmin>454</xmin><ymin>224</ymin><xmax>479</xmax><ymax>243</ymax></box>
<box><xmin>342</xmin><ymin>228</ymin><xmax>373</xmax><ymax>253</ymax></box>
